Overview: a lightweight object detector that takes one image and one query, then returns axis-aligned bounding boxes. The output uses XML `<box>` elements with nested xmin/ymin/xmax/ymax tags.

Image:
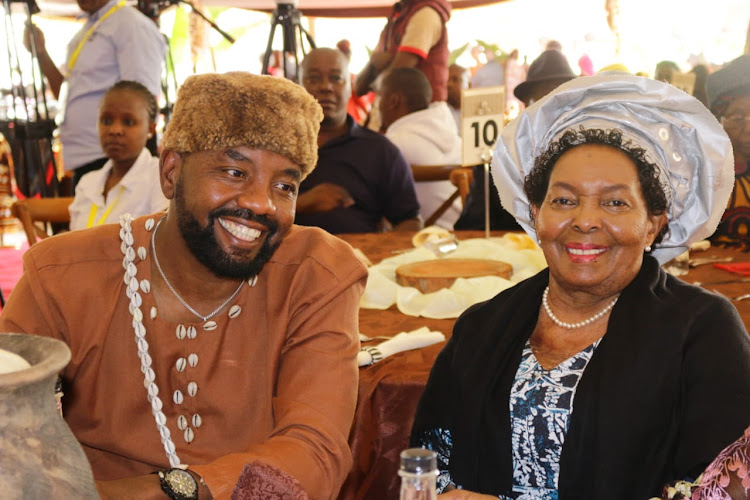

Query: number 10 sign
<box><xmin>461</xmin><ymin>85</ymin><xmax>505</xmax><ymax>166</ymax></box>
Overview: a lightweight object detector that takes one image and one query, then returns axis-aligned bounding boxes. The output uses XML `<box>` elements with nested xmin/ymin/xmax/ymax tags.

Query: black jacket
<box><xmin>412</xmin><ymin>256</ymin><xmax>750</xmax><ymax>499</ymax></box>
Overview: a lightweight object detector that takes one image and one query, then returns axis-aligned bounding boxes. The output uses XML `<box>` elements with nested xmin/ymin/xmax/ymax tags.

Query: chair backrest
<box><xmin>11</xmin><ymin>197</ymin><xmax>74</xmax><ymax>247</ymax></box>
<box><xmin>410</xmin><ymin>164</ymin><xmax>464</xmax><ymax>227</ymax></box>
<box><xmin>449</xmin><ymin>167</ymin><xmax>475</xmax><ymax>207</ymax></box>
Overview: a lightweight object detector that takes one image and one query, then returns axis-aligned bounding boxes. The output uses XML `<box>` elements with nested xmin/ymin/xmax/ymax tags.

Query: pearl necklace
<box><xmin>151</xmin><ymin>217</ymin><xmax>243</xmax><ymax>322</ymax></box>
<box><xmin>542</xmin><ymin>286</ymin><xmax>618</xmax><ymax>329</ymax></box>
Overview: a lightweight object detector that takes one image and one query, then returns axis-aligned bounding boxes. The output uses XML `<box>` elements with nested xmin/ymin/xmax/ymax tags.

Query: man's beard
<box><xmin>174</xmin><ymin>179</ymin><xmax>281</xmax><ymax>279</ymax></box>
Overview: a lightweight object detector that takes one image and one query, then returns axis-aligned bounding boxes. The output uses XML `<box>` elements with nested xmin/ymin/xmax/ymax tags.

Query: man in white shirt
<box><xmin>379</xmin><ymin>67</ymin><xmax>462</xmax><ymax>228</ymax></box>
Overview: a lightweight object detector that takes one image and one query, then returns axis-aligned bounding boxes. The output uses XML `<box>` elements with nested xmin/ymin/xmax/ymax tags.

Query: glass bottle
<box><xmin>399</xmin><ymin>447</ymin><xmax>438</xmax><ymax>500</ymax></box>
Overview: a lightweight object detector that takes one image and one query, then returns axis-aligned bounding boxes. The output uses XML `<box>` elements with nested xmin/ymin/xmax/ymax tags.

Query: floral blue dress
<box><xmin>414</xmin><ymin>340</ymin><xmax>599</xmax><ymax>498</ymax></box>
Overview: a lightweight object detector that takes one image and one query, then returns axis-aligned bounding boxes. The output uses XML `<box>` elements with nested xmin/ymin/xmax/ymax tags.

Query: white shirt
<box><xmin>385</xmin><ymin>102</ymin><xmax>462</xmax><ymax>228</ymax></box>
<box><xmin>69</xmin><ymin>148</ymin><xmax>168</xmax><ymax>230</ymax></box>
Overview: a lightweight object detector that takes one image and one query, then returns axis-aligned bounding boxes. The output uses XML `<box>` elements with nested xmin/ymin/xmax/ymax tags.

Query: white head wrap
<box><xmin>492</xmin><ymin>73</ymin><xmax>735</xmax><ymax>264</ymax></box>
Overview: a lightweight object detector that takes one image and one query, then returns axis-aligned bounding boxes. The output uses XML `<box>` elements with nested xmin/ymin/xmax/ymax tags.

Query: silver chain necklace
<box><xmin>542</xmin><ymin>286</ymin><xmax>618</xmax><ymax>329</ymax></box>
<box><xmin>151</xmin><ymin>217</ymin><xmax>244</xmax><ymax>322</ymax></box>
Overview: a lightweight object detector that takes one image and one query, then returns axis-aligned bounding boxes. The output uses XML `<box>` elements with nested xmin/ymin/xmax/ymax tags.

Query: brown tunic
<box><xmin>0</xmin><ymin>216</ymin><xmax>368</xmax><ymax>500</ymax></box>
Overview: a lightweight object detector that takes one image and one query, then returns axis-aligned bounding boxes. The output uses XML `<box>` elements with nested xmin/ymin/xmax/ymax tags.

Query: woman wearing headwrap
<box><xmin>706</xmin><ymin>54</ymin><xmax>750</xmax><ymax>251</ymax></box>
<box><xmin>410</xmin><ymin>74</ymin><xmax>750</xmax><ymax>499</ymax></box>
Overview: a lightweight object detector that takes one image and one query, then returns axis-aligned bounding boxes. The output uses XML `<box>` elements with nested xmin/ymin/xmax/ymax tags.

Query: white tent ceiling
<box><xmin>33</xmin><ymin>0</ymin><xmax>506</xmax><ymax>19</ymax></box>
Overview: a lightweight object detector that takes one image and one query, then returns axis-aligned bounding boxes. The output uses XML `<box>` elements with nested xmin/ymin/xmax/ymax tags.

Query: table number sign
<box><xmin>461</xmin><ymin>85</ymin><xmax>505</xmax><ymax>166</ymax></box>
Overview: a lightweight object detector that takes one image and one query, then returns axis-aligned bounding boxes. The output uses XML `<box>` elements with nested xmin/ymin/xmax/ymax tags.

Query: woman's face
<box><xmin>722</xmin><ymin>95</ymin><xmax>750</xmax><ymax>164</ymax></box>
<box><xmin>532</xmin><ymin>144</ymin><xmax>666</xmax><ymax>297</ymax></box>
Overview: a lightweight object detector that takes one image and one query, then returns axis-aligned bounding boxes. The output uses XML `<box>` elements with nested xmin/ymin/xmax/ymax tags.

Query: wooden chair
<box><xmin>449</xmin><ymin>167</ymin><xmax>475</xmax><ymax>207</ymax></box>
<box><xmin>410</xmin><ymin>164</ymin><xmax>463</xmax><ymax>227</ymax></box>
<box><xmin>10</xmin><ymin>197</ymin><xmax>74</xmax><ymax>247</ymax></box>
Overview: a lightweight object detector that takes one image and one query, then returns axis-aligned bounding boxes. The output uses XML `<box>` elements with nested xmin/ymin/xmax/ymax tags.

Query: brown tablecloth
<box><xmin>337</xmin><ymin>231</ymin><xmax>750</xmax><ymax>500</ymax></box>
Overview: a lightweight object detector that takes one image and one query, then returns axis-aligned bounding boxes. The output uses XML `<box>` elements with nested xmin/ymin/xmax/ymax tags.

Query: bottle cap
<box><xmin>399</xmin><ymin>448</ymin><xmax>437</xmax><ymax>474</ymax></box>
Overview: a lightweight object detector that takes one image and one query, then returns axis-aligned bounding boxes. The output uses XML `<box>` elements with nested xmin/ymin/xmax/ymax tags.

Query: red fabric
<box><xmin>0</xmin><ymin>242</ymin><xmax>26</xmax><ymax>311</ymax></box>
<box><xmin>397</xmin><ymin>45</ymin><xmax>429</xmax><ymax>59</ymax></box>
<box><xmin>377</xmin><ymin>0</ymin><xmax>452</xmax><ymax>102</ymax></box>
<box><xmin>714</xmin><ymin>262</ymin><xmax>750</xmax><ymax>276</ymax></box>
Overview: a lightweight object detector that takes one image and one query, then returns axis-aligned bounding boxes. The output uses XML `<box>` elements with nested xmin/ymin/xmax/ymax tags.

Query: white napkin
<box><xmin>357</xmin><ymin>327</ymin><xmax>446</xmax><ymax>367</ymax></box>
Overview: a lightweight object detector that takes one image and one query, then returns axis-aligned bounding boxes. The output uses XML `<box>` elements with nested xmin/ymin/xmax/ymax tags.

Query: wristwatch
<box><xmin>157</xmin><ymin>468</ymin><xmax>198</xmax><ymax>500</ymax></box>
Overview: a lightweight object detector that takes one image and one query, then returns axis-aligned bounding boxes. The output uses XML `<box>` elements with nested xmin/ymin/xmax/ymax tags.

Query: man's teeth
<box><xmin>568</xmin><ymin>248</ymin><xmax>605</xmax><ymax>256</ymax></box>
<box><xmin>219</xmin><ymin>218</ymin><xmax>261</xmax><ymax>241</ymax></box>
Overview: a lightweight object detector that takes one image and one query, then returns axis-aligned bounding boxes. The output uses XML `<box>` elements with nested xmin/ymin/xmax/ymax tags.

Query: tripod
<box><xmin>138</xmin><ymin>0</ymin><xmax>235</xmax><ymax>128</ymax></box>
<box><xmin>1</xmin><ymin>0</ymin><xmax>59</xmax><ymax>198</ymax></box>
<box><xmin>261</xmin><ymin>0</ymin><xmax>315</xmax><ymax>82</ymax></box>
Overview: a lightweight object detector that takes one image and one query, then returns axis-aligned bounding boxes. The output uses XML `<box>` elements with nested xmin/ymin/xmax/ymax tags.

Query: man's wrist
<box><xmin>156</xmin><ymin>468</ymin><xmax>200</xmax><ymax>500</ymax></box>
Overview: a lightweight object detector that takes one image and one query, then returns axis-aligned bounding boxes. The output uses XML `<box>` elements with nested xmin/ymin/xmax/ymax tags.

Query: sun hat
<box><xmin>493</xmin><ymin>73</ymin><xmax>735</xmax><ymax>264</ymax></box>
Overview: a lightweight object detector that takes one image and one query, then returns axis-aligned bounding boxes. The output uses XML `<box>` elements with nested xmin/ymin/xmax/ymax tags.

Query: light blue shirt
<box><xmin>61</xmin><ymin>0</ymin><xmax>165</xmax><ymax>171</ymax></box>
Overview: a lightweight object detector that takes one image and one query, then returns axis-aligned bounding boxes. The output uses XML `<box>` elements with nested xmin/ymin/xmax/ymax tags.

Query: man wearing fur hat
<box><xmin>0</xmin><ymin>73</ymin><xmax>368</xmax><ymax>500</ymax></box>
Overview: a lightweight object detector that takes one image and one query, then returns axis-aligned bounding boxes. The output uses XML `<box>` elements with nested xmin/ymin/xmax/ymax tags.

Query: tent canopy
<box><xmin>246</xmin><ymin>1</ymin><xmax>505</xmax><ymax>17</ymax></box>
<box><xmin>33</xmin><ymin>0</ymin><xmax>506</xmax><ymax>19</ymax></box>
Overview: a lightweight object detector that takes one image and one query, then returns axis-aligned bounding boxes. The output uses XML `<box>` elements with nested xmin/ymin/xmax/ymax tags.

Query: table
<box><xmin>336</xmin><ymin>231</ymin><xmax>750</xmax><ymax>500</ymax></box>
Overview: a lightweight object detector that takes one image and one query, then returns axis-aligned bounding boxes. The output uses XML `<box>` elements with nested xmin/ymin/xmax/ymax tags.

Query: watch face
<box><xmin>166</xmin><ymin>469</ymin><xmax>197</xmax><ymax>497</ymax></box>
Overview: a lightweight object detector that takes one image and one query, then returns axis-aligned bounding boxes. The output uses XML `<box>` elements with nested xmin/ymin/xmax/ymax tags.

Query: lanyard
<box><xmin>86</xmin><ymin>186</ymin><xmax>125</xmax><ymax>228</ymax></box>
<box><xmin>67</xmin><ymin>0</ymin><xmax>126</xmax><ymax>73</ymax></box>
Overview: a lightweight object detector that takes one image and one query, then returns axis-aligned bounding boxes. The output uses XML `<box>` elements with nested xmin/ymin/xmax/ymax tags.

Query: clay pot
<box><xmin>0</xmin><ymin>332</ymin><xmax>98</xmax><ymax>499</ymax></box>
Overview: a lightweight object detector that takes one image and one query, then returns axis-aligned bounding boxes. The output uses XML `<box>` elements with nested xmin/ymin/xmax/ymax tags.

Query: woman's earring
<box><xmin>645</xmin><ymin>245</ymin><xmax>652</xmax><ymax>253</ymax></box>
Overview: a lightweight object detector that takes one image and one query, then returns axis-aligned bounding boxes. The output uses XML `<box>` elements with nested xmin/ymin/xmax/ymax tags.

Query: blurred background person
<box><xmin>654</xmin><ymin>59</ymin><xmax>681</xmax><ymax>83</ymax></box>
<box><xmin>379</xmin><ymin>67</ymin><xmax>461</xmax><ymax>228</ymax></box>
<box><xmin>706</xmin><ymin>53</ymin><xmax>750</xmax><ymax>250</ymax></box>
<box><xmin>513</xmin><ymin>49</ymin><xmax>577</xmax><ymax>107</ymax></box>
<box><xmin>296</xmin><ymin>48</ymin><xmax>422</xmax><ymax>234</ymax></box>
<box><xmin>355</xmin><ymin>0</ymin><xmax>451</xmax><ymax>131</ymax></box>
<box><xmin>355</xmin><ymin>0</ymin><xmax>451</xmax><ymax>103</ymax></box>
<box><xmin>446</xmin><ymin>63</ymin><xmax>470</xmax><ymax>134</ymax></box>
<box><xmin>470</xmin><ymin>46</ymin><xmax>504</xmax><ymax>89</ymax></box>
<box><xmin>68</xmin><ymin>81</ymin><xmax>167</xmax><ymax>231</ymax></box>
<box><xmin>336</xmin><ymin>39</ymin><xmax>373</xmax><ymax>125</ymax></box>
<box><xmin>24</xmin><ymin>0</ymin><xmax>165</xmax><ymax>190</ymax></box>
<box><xmin>690</xmin><ymin>63</ymin><xmax>710</xmax><ymax>108</ymax></box>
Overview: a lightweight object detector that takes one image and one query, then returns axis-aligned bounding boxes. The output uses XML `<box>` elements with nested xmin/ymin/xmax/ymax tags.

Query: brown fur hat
<box><xmin>162</xmin><ymin>72</ymin><xmax>322</xmax><ymax>177</ymax></box>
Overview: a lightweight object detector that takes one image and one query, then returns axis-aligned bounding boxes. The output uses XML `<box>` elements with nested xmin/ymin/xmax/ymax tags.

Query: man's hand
<box><xmin>354</xmin><ymin>51</ymin><xmax>395</xmax><ymax>96</ymax></box>
<box><xmin>393</xmin><ymin>217</ymin><xmax>423</xmax><ymax>232</ymax></box>
<box><xmin>296</xmin><ymin>183</ymin><xmax>355</xmax><ymax>214</ymax></box>
<box><xmin>23</xmin><ymin>23</ymin><xmax>46</xmax><ymax>55</ymax></box>
<box><xmin>22</xmin><ymin>22</ymin><xmax>62</xmax><ymax>98</ymax></box>
<box><xmin>96</xmin><ymin>474</ymin><xmax>164</xmax><ymax>500</ymax></box>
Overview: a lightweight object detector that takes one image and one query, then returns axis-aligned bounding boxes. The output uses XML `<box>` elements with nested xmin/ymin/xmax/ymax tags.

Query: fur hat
<box><xmin>706</xmin><ymin>54</ymin><xmax>750</xmax><ymax>117</ymax></box>
<box><xmin>162</xmin><ymin>72</ymin><xmax>323</xmax><ymax>177</ymax></box>
<box><xmin>513</xmin><ymin>49</ymin><xmax>576</xmax><ymax>102</ymax></box>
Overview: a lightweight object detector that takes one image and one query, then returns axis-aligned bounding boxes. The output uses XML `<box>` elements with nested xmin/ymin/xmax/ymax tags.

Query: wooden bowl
<box><xmin>395</xmin><ymin>258</ymin><xmax>512</xmax><ymax>294</ymax></box>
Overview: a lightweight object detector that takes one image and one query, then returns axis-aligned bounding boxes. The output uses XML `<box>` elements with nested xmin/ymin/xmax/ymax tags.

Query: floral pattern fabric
<box><xmin>504</xmin><ymin>340</ymin><xmax>598</xmax><ymax>499</ymax></box>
